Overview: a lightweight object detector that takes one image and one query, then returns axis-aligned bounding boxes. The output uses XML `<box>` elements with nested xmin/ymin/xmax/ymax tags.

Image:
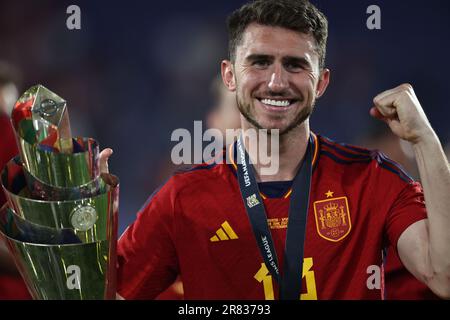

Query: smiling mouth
<box><xmin>257</xmin><ymin>98</ymin><xmax>299</xmax><ymax>108</ymax></box>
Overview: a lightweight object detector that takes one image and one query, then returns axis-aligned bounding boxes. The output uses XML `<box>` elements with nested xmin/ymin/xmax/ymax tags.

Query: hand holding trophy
<box><xmin>0</xmin><ymin>85</ymin><xmax>119</xmax><ymax>299</ymax></box>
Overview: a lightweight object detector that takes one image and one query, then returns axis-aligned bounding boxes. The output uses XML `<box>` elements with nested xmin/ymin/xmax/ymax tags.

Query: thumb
<box><xmin>99</xmin><ymin>148</ymin><xmax>113</xmax><ymax>174</ymax></box>
<box><xmin>370</xmin><ymin>106</ymin><xmax>388</xmax><ymax>122</ymax></box>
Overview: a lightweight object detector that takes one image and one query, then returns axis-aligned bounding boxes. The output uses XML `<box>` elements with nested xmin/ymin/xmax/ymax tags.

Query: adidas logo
<box><xmin>210</xmin><ymin>221</ymin><xmax>239</xmax><ymax>242</ymax></box>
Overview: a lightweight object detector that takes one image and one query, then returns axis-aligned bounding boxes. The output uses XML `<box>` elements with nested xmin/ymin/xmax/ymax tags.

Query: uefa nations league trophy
<box><xmin>0</xmin><ymin>85</ymin><xmax>119</xmax><ymax>299</ymax></box>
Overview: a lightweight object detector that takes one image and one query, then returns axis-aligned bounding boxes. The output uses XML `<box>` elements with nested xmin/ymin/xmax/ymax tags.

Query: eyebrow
<box><xmin>282</xmin><ymin>56</ymin><xmax>312</xmax><ymax>69</ymax></box>
<box><xmin>245</xmin><ymin>54</ymin><xmax>312</xmax><ymax>69</ymax></box>
<box><xmin>245</xmin><ymin>54</ymin><xmax>274</xmax><ymax>63</ymax></box>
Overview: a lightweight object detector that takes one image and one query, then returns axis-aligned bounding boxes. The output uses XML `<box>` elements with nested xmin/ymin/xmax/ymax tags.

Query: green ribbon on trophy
<box><xmin>0</xmin><ymin>85</ymin><xmax>119</xmax><ymax>299</ymax></box>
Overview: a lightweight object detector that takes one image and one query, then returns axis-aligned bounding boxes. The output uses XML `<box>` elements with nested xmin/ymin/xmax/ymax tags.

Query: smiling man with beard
<box><xmin>228</xmin><ymin>24</ymin><xmax>327</xmax><ymax>137</ymax></box>
<box><xmin>112</xmin><ymin>0</ymin><xmax>450</xmax><ymax>300</ymax></box>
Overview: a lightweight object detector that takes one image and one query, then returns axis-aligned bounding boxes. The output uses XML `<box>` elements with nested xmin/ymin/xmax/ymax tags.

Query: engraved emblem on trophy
<box><xmin>0</xmin><ymin>85</ymin><xmax>119</xmax><ymax>299</ymax></box>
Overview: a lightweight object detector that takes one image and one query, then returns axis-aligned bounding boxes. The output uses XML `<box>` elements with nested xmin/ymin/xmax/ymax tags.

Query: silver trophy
<box><xmin>0</xmin><ymin>85</ymin><xmax>118</xmax><ymax>299</ymax></box>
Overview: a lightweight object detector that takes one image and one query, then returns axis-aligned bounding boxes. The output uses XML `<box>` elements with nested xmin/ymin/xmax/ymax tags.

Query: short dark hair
<box><xmin>227</xmin><ymin>0</ymin><xmax>328</xmax><ymax>69</ymax></box>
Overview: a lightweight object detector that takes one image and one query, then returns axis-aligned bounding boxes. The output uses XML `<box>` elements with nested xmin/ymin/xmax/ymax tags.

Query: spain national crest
<box><xmin>313</xmin><ymin>196</ymin><xmax>351</xmax><ymax>242</ymax></box>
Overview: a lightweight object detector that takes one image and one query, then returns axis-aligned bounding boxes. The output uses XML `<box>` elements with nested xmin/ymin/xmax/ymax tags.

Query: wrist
<box><xmin>412</xmin><ymin>129</ymin><xmax>442</xmax><ymax>152</ymax></box>
<box><xmin>411</xmin><ymin>126</ymin><xmax>437</xmax><ymax>146</ymax></box>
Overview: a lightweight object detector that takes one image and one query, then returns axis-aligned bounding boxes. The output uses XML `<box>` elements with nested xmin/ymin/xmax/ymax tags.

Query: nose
<box><xmin>268</xmin><ymin>64</ymin><xmax>289</xmax><ymax>93</ymax></box>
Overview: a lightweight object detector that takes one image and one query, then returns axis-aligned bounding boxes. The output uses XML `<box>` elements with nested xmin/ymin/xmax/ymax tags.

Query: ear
<box><xmin>221</xmin><ymin>60</ymin><xmax>236</xmax><ymax>92</ymax></box>
<box><xmin>316</xmin><ymin>68</ymin><xmax>330</xmax><ymax>98</ymax></box>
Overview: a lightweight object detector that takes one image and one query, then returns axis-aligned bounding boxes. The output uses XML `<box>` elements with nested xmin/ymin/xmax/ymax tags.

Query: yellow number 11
<box><xmin>254</xmin><ymin>257</ymin><xmax>317</xmax><ymax>300</ymax></box>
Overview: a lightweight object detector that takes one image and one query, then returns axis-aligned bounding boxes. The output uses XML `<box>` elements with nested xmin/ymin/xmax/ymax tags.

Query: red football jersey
<box><xmin>117</xmin><ymin>133</ymin><xmax>427</xmax><ymax>300</ymax></box>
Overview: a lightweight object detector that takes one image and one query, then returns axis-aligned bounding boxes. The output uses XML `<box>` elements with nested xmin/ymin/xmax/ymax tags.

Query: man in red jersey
<box><xmin>107</xmin><ymin>0</ymin><xmax>450</xmax><ymax>299</ymax></box>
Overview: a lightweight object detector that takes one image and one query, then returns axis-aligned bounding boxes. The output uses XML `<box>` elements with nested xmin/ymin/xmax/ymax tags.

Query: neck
<box><xmin>241</xmin><ymin>119</ymin><xmax>310</xmax><ymax>182</ymax></box>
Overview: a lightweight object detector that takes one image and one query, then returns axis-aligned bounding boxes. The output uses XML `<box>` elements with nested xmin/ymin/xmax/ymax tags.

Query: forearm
<box><xmin>413</xmin><ymin>130</ymin><xmax>450</xmax><ymax>274</ymax></box>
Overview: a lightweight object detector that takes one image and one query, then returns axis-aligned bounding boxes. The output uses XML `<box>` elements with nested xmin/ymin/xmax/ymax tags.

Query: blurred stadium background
<box><xmin>0</xmin><ymin>0</ymin><xmax>449</xmax><ymax>234</ymax></box>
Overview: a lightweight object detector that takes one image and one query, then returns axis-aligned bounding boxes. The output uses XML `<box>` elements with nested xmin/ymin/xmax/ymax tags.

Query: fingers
<box><xmin>373</xmin><ymin>93</ymin><xmax>397</xmax><ymax>119</ymax></box>
<box><xmin>369</xmin><ymin>107</ymin><xmax>384</xmax><ymax>120</ymax></box>
<box><xmin>99</xmin><ymin>148</ymin><xmax>113</xmax><ymax>174</ymax></box>
<box><xmin>372</xmin><ymin>83</ymin><xmax>413</xmax><ymax>119</ymax></box>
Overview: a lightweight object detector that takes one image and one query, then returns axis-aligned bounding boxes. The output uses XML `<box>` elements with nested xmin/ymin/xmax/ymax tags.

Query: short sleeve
<box><xmin>385</xmin><ymin>181</ymin><xmax>427</xmax><ymax>251</ymax></box>
<box><xmin>117</xmin><ymin>180</ymin><xmax>179</xmax><ymax>299</ymax></box>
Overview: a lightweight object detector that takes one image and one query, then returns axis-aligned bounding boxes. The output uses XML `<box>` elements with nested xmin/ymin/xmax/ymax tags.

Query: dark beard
<box><xmin>236</xmin><ymin>95</ymin><xmax>315</xmax><ymax>135</ymax></box>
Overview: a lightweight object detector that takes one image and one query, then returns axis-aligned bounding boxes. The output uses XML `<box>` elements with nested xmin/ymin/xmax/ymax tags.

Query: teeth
<box><xmin>261</xmin><ymin>99</ymin><xmax>291</xmax><ymax>107</ymax></box>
